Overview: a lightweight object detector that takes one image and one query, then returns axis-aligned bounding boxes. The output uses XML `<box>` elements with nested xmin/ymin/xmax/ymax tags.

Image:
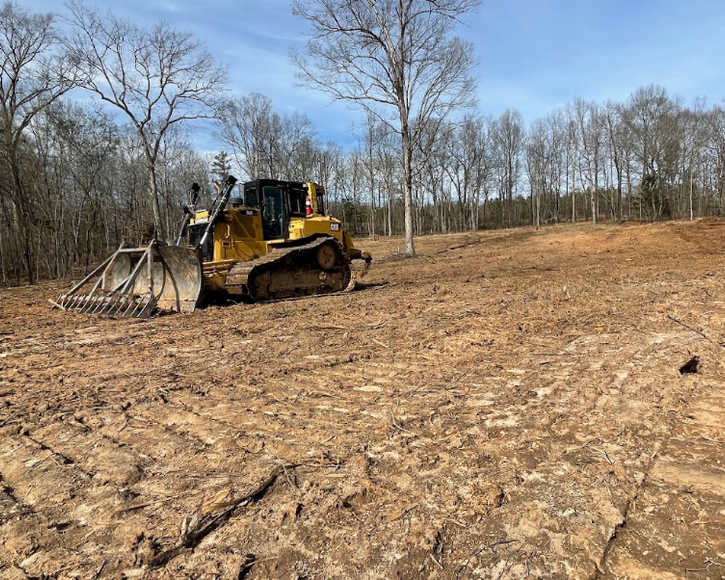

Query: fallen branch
<box><xmin>91</xmin><ymin>559</ymin><xmax>106</xmax><ymax>580</ymax></box>
<box><xmin>686</xmin><ymin>556</ymin><xmax>725</xmax><ymax>572</ymax></box>
<box><xmin>429</xmin><ymin>553</ymin><xmax>444</xmax><ymax>570</ymax></box>
<box><xmin>666</xmin><ymin>315</ymin><xmax>725</xmax><ymax>348</ymax></box>
<box><xmin>149</xmin><ymin>463</ymin><xmax>301</xmax><ymax>568</ymax></box>
<box><xmin>111</xmin><ymin>494</ymin><xmax>184</xmax><ymax>517</ymax></box>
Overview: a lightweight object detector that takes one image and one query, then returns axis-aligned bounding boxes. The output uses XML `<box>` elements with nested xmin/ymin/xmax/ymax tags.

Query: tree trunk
<box><xmin>148</xmin><ymin>164</ymin><xmax>164</xmax><ymax>241</ymax></box>
<box><xmin>401</xmin><ymin>119</ymin><xmax>416</xmax><ymax>256</ymax></box>
<box><xmin>9</xmin><ymin>155</ymin><xmax>35</xmax><ymax>284</ymax></box>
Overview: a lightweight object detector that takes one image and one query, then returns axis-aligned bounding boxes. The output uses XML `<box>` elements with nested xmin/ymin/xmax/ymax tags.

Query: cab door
<box><xmin>261</xmin><ymin>185</ymin><xmax>288</xmax><ymax>240</ymax></box>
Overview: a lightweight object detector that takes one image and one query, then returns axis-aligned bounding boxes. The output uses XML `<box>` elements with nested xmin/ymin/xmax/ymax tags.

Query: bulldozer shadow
<box><xmin>198</xmin><ymin>280</ymin><xmax>387</xmax><ymax>309</ymax></box>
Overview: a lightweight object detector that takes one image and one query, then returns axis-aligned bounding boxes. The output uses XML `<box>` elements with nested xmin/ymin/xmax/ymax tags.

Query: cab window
<box><xmin>244</xmin><ymin>188</ymin><xmax>259</xmax><ymax>208</ymax></box>
<box><xmin>288</xmin><ymin>188</ymin><xmax>307</xmax><ymax>217</ymax></box>
<box><xmin>262</xmin><ymin>186</ymin><xmax>284</xmax><ymax>239</ymax></box>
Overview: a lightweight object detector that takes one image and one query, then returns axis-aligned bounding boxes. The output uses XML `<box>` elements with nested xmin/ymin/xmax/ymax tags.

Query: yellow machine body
<box><xmin>56</xmin><ymin>177</ymin><xmax>371</xmax><ymax>315</ymax></box>
<box><xmin>189</xmin><ymin>180</ymin><xmax>371</xmax><ymax>302</ymax></box>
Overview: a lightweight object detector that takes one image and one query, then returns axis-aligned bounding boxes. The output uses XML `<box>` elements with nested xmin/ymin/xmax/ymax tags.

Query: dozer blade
<box><xmin>56</xmin><ymin>243</ymin><xmax>202</xmax><ymax>317</ymax></box>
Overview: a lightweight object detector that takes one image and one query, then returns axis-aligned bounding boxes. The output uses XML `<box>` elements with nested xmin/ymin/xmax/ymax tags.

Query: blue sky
<box><xmin>28</xmin><ymin>0</ymin><xmax>725</xmax><ymax>148</ymax></box>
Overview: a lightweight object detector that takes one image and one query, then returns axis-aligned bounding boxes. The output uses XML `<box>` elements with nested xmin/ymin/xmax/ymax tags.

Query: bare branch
<box><xmin>292</xmin><ymin>0</ymin><xmax>480</xmax><ymax>255</ymax></box>
<box><xmin>64</xmin><ymin>1</ymin><xmax>228</xmax><ymax>238</ymax></box>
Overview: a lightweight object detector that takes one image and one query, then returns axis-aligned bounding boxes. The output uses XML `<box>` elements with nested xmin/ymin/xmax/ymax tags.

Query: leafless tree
<box><xmin>572</xmin><ymin>99</ymin><xmax>605</xmax><ymax>224</ymax></box>
<box><xmin>603</xmin><ymin>101</ymin><xmax>628</xmax><ymax>222</ymax></box>
<box><xmin>444</xmin><ymin>115</ymin><xmax>489</xmax><ymax>230</ymax></box>
<box><xmin>526</xmin><ymin>119</ymin><xmax>549</xmax><ymax>229</ymax></box>
<box><xmin>66</xmin><ymin>1</ymin><xmax>227</xmax><ymax>240</ymax></box>
<box><xmin>491</xmin><ymin>110</ymin><xmax>524</xmax><ymax>227</ymax></box>
<box><xmin>679</xmin><ymin>98</ymin><xmax>708</xmax><ymax>221</ymax></box>
<box><xmin>216</xmin><ymin>93</ymin><xmax>280</xmax><ymax>179</ymax></box>
<box><xmin>0</xmin><ymin>1</ymin><xmax>76</xmax><ymax>283</ymax></box>
<box><xmin>216</xmin><ymin>93</ymin><xmax>321</xmax><ymax>182</ymax></box>
<box><xmin>292</xmin><ymin>0</ymin><xmax>480</xmax><ymax>256</ymax></box>
<box><xmin>620</xmin><ymin>85</ymin><xmax>683</xmax><ymax>220</ymax></box>
<box><xmin>277</xmin><ymin>111</ymin><xmax>318</xmax><ymax>180</ymax></box>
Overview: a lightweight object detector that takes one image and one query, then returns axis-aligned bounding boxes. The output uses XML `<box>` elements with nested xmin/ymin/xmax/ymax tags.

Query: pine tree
<box><xmin>211</xmin><ymin>151</ymin><xmax>232</xmax><ymax>181</ymax></box>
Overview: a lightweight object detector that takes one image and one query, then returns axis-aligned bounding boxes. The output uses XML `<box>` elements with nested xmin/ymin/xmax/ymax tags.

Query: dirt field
<box><xmin>2</xmin><ymin>220</ymin><xmax>725</xmax><ymax>580</ymax></box>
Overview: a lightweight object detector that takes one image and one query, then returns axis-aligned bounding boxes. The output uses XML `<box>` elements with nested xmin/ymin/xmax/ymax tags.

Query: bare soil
<box><xmin>2</xmin><ymin>220</ymin><xmax>725</xmax><ymax>580</ymax></box>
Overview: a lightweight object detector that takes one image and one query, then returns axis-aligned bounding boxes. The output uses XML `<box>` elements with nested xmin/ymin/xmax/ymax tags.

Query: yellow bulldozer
<box><xmin>56</xmin><ymin>175</ymin><xmax>372</xmax><ymax>317</ymax></box>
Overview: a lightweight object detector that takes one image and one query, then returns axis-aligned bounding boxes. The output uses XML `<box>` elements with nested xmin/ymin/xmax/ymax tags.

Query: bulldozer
<box><xmin>55</xmin><ymin>175</ymin><xmax>372</xmax><ymax>317</ymax></box>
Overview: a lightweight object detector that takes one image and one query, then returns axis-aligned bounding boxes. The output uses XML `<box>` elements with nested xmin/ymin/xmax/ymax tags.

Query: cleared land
<box><xmin>2</xmin><ymin>220</ymin><xmax>725</xmax><ymax>580</ymax></box>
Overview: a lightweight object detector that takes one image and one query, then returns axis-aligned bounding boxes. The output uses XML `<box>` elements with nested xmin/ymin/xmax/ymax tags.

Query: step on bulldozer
<box><xmin>56</xmin><ymin>176</ymin><xmax>372</xmax><ymax>317</ymax></box>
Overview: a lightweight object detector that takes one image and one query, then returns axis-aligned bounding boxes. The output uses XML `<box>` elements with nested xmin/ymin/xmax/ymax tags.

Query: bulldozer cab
<box><xmin>242</xmin><ymin>180</ymin><xmax>316</xmax><ymax>241</ymax></box>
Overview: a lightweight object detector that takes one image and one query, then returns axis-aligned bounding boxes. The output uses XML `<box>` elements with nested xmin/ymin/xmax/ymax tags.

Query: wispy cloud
<box><xmin>29</xmin><ymin>0</ymin><xmax>725</xmax><ymax>137</ymax></box>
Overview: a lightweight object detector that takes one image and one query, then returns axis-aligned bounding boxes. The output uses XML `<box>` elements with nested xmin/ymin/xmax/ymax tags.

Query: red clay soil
<box><xmin>2</xmin><ymin>220</ymin><xmax>725</xmax><ymax>579</ymax></box>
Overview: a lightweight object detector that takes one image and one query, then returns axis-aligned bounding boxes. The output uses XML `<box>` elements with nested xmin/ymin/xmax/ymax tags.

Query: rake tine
<box><xmin>132</xmin><ymin>295</ymin><xmax>151</xmax><ymax>317</ymax></box>
<box><xmin>115</xmin><ymin>297</ymin><xmax>130</xmax><ymax>316</ymax></box>
<box><xmin>96</xmin><ymin>295</ymin><xmax>114</xmax><ymax>314</ymax></box>
<box><xmin>138</xmin><ymin>297</ymin><xmax>151</xmax><ymax>317</ymax></box>
<box><xmin>77</xmin><ymin>296</ymin><xmax>89</xmax><ymax>313</ymax></box>
<box><xmin>79</xmin><ymin>296</ymin><xmax>94</xmax><ymax>314</ymax></box>
<box><xmin>136</xmin><ymin>298</ymin><xmax>149</xmax><ymax>317</ymax></box>
<box><xmin>122</xmin><ymin>297</ymin><xmax>138</xmax><ymax>317</ymax></box>
<box><xmin>112</xmin><ymin>295</ymin><xmax>128</xmax><ymax>316</ymax></box>
<box><xmin>109</xmin><ymin>296</ymin><xmax>123</xmax><ymax>316</ymax></box>
<box><xmin>92</xmin><ymin>295</ymin><xmax>109</xmax><ymax>314</ymax></box>
<box><xmin>135</xmin><ymin>302</ymin><xmax>148</xmax><ymax>318</ymax></box>
<box><xmin>128</xmin><ymin>299</ymin><xmax>141</xmax><ymax>317</ymax></box>
<box><xmin>102</xmin><ymin>295</ymin><xmax>116</xmax><ymax>315</ymax></box>
<box><xmin>108</xmin><ymin>294</ymin><xmax>124</xmax><ymax>315</ymax></box>
<box><xmin>138</xmin><ymin>297</ymin><xmax>155</xmax><ymax>318</ymax></box>
<box><xmin>83</xmin><ymin>296</ymin><xmax>99</xmax><ymax>314</ymax></box>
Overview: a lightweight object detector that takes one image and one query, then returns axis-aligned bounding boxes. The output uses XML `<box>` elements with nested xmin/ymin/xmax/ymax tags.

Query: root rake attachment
<box><xmin>56</xmin><ymin>241</ymin><xmax>202</xmax><ymax>317</ymax></box>
<box><xmin>57</xmin><ymin>291</ymin><xmax>157</xmax><ymax>318</ymax></box>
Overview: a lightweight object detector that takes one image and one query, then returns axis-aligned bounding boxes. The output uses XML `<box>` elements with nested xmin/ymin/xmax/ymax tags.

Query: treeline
<box><xmin>3</xmin><ymin>1</ymin><xmax>725</xmax><ymax>285</ymax></box>
<box><xmin>0</xmin><ymin>101</ymin><xmax>209</xmax><ymax>284</ymax></box>
<box><xmin>217</xmin><ymin>89</ymin><xmax>725</xmax><ymax>238</ymax></box>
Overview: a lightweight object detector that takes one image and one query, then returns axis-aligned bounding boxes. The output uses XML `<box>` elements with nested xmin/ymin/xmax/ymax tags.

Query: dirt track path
<box><xmin>2</xmin><ymin>220</ymin><xmax>725</xmax><ymax>579</ymax></box>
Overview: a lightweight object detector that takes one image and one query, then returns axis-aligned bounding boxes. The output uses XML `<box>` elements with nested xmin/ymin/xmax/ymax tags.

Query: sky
<box><xmin>27</xmin><ymin>0</ymin><xmax>725</xmax><ymax>149</ymax></box>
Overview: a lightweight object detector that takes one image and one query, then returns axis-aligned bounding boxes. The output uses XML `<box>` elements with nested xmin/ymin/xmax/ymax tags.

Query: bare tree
<box><xmin>572</xmin><ymin>99</ymin><xmax>604</xmax><ymax>224</ymax></box>
<box><xmin>621</xmin><ymin>85</ymin><xmax>682</xmax><ymax>220</ymax></box>
<box><xmin>603</xmin><ymin>101</ymin><xmax>627</xmax><ymax>222</ymax></box>
<box><xmin>277</xmin><ymin>111</ymin><xmax>318</xmax><ymax>180</ymax></box>
<box><xmin>66</xmin><ymin>1</ymin><xmax>227</xmax><ymax>239</ymax></box>
<box><xmin>216</xmin><ymin>93</ymin><xmax>280</xmax><ymax>180</ymax></box>
<box><xmin>680</xmin><ymin>98</ymin><xmax>708</xmax><ymax>221</ymax></box>
<box><xmin>491</xmin><ymin>110</ymin><xmax>524</xmax><ymax>227</ymax></box>
<box><xmin>0</xmin><ymin>1</ymin><xmax>76</xmax><ymax>283</ymax></box>
<box><xmin>444</xmin><ymin>115</ymin><xmax>489</xmax><ymax>230</ymax></box>
<box><xmin>292</xmin><ymin>0</ymin><xmax>480</xmax><ymax>256</ymax></box>
<box><xmin>526</xmin><ymin>118</ymin><xmax>549</xmax><ymax>229</ymax></box>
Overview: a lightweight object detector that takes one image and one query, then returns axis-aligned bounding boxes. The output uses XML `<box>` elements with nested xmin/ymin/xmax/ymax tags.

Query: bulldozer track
<box><xmin>225</xmin><ymin>235</ymin><xmax>351</xmax><ymax>301</ymax></box>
